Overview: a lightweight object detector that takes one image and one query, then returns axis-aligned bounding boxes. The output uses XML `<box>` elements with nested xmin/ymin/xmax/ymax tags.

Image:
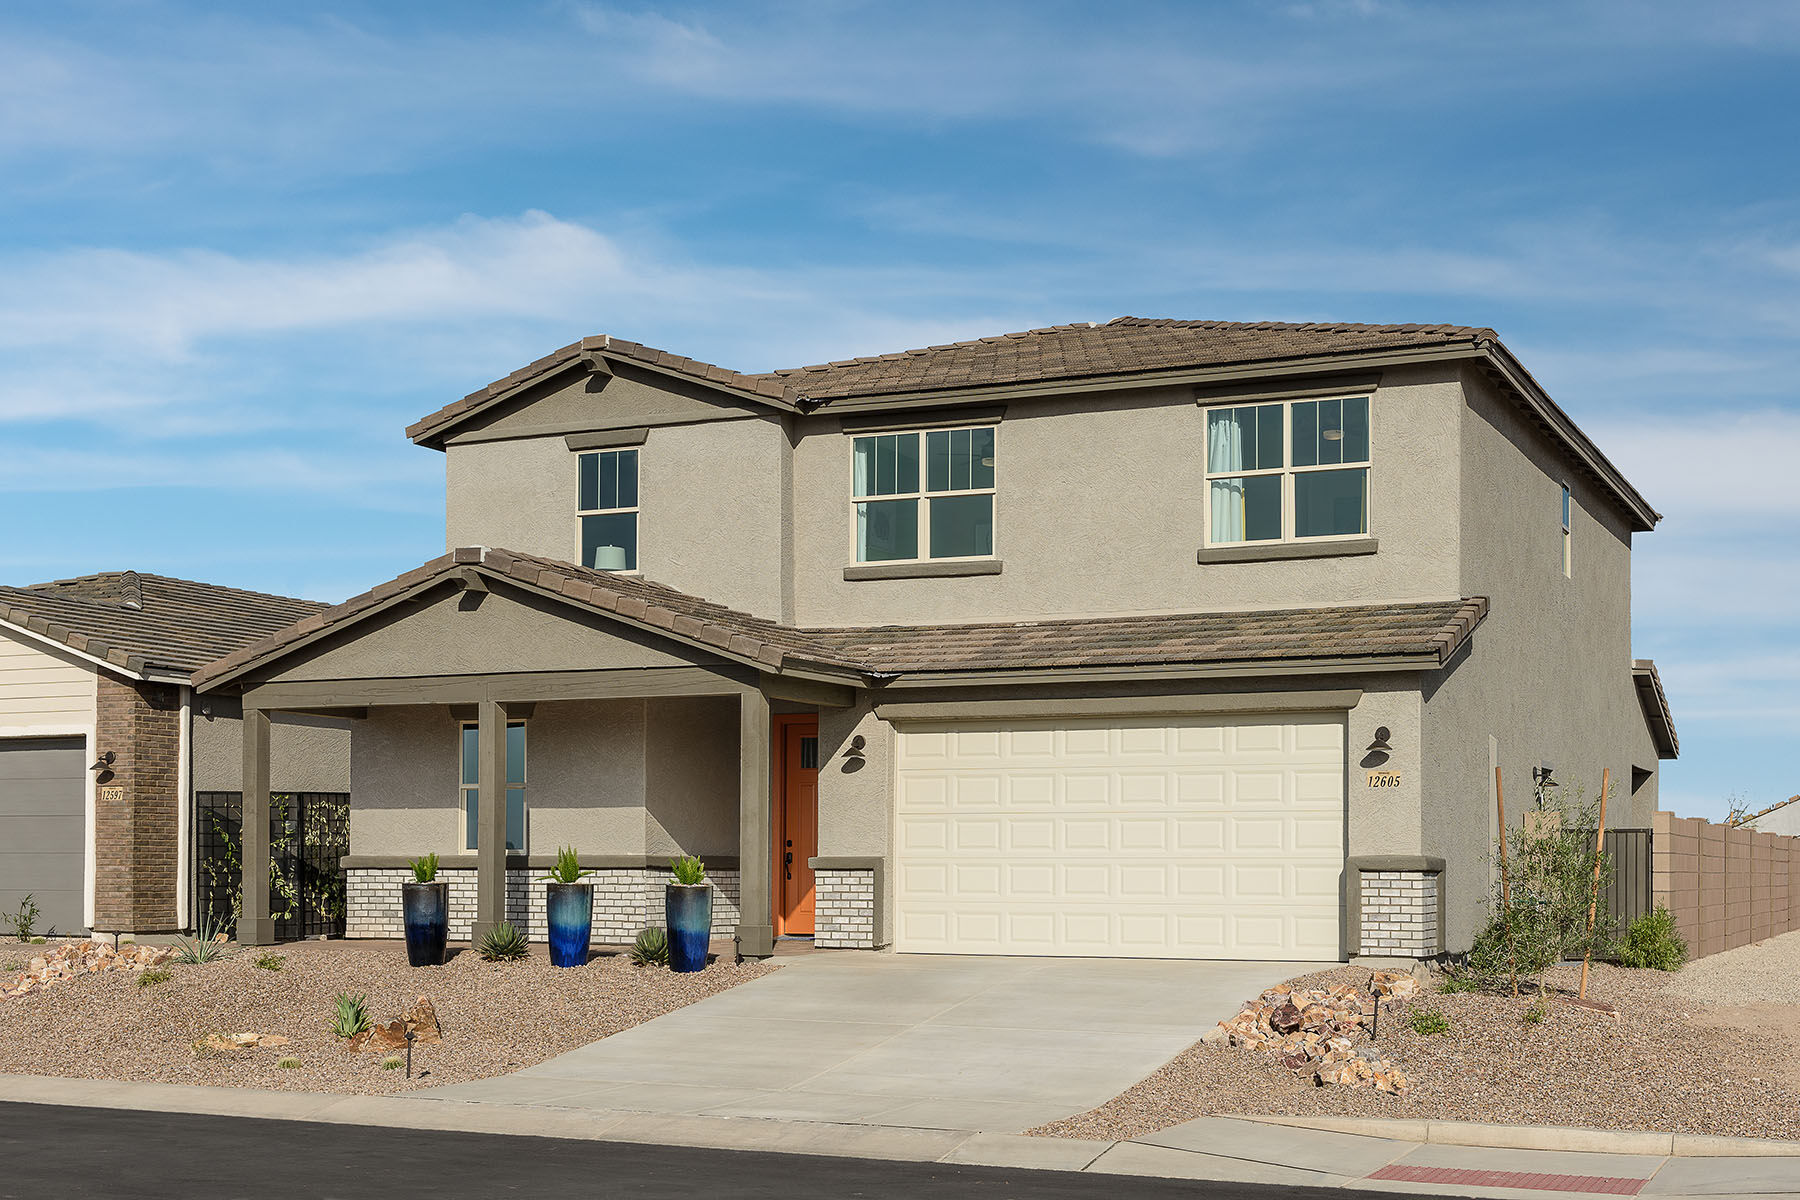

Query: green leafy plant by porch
<box><xmin>630</xmin><ymin>927</ymin><xmax>669</xmax><ymax>967</ymax></box>
<box><xmin>5</xmin><ymin>894</ymin><xmax>39</xmax><ymax>942</ymax></box>
<box><xmin>331</xmin><ymin>992</ymin><xmax>372</xmax><ymax>1039</ymax></box>
<box><xmin>172</xmin><ymin>913</ymin><xmax>230</xmax><ymax>965</ymax></box>
<box><xmin>476</xmin><ymin>921</ymin><xmax>530</xmax><ymax>962</ymax></box>
<box><xmin>408</xmin><ymin>853</ymin><xmax>440</xmax><ymax>884</ymax></box>
<box><xmin>1614</xmin><ymin>905</ymin><xmax>1688</xmax><ymax>971</ymax></box>
<box><xmin>539</xmin><ymin>846</ymin><xmax>593</xmax><ymax>885</ymax></box>
<box><xmin>669</xmin><ymin>855</ymin><xmax>706</xmax><ymax>886</ymax></box>
<box><xmin>1408</xmin><ymin>1007</ymin><xmax>1451</xmax><ymax>1036</ymax></box>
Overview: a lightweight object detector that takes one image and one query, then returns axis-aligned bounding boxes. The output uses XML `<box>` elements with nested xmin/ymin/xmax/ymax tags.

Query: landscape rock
<box><xmin>2</xmin><ymin>941</ymin><xmax>176</xmax><ymax>1001</ymax></box>
<box><xmin>1208</xmin><ymin>981</ymin><xmax>1412</xmax><ymax>1096</ymax></box>
<box><xmin>351</xmin><ymin>996</ymin><xmax>443</xmax><ymax>1052</ymax></box>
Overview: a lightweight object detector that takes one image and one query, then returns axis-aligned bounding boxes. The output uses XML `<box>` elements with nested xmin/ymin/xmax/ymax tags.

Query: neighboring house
<box><xmin>1740</xmin><ymin>796</ymin><xmax>1800</xmax><ymax>837</ymax></box>
<box><xmin>192</xmin><ymin>318</ymin><xmax>1678</xmax><ymax>961</ymax></box>
<box><xmin>0</xmin><ymin>572</ymin><xmax>350</xmax><ymax>939</ymax></box>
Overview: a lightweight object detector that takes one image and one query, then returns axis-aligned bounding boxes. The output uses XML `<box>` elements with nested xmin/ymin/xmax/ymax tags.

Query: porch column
<box><xmin>471</xmin><ymin>697</ymin><xmax>510</xmax><ymax>944</ymax></box>
<box><xmin>237</xmin><ymin>707</ymin><xmax>274</xmax><ymax>946</ymax></box>
<box><xmin>736</xmin><ymin>689</ymin><xmax>775</xmax><ymax>959</ymax></box>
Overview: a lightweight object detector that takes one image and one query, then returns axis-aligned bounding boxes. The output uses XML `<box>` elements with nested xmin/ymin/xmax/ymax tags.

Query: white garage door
<box><xmin>894</xmin><ymin>714</ymin><xmax>1345</xmax><ymax>960</ymax></box>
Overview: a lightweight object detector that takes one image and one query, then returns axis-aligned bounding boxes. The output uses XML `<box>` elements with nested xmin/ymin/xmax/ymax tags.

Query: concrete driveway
<box><xmin>418</xmin><ymin>952</ymin><xmax>1324</xmax><ymax>1133</ymax></box>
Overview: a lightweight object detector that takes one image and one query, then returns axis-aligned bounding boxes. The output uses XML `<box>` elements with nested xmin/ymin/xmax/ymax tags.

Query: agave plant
<box><xmin>171</xmin><ymin>912</ymin><xmax>230</xmax><ymax>965</ymax></box>
<box><xmin>669</xmin><ymin>855</ymin><xmax>706</xmax><ymax>886</ymax></box>
<box><xmin>538</xmin><ymin>846</ymin><xmax>593</xmax><ymax>886</ymax></box>
<box><xmin>331</xmin><ymin>992</ymin><xmax>371</xmax><ymax>1039</ymax></box>
<box><xmin>408</xmin><ymin>853</ymin><xmax>440</xmax><ymax>884</ymax></box>
<box><xmin>477</xmin><ymin>920</ymin><xmax>530</xmax><ymax>962</ymax></box>
<box><xmin>630</xmin><ymin>927</ymin><xmax>669</xmax><ymax>967</ymax></box>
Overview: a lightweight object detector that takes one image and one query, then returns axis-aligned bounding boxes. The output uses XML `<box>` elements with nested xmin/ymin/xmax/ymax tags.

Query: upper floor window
<box><xmin>1203</xmin><ymin>396</ymin><xmax>1370</xmax><ymax>545</ymax></box>
<box><xmin>578</xmin><ymin>449</ymin><xmax>638</xmax><ymax>571</ymax></box>
<box><xmin>1561</xmin><ymin>483</ymin><xmax>1573</xmax><ymax>577</ymax></box>
<box><xmin>461</xmin><ymin>720</ymin><xmax>526</xmax><ymax>852</ymax></box>
<box><xmin>852</xmin><ymin>427</ymin><xmax>996</xmax><ymax>562</ymax></box>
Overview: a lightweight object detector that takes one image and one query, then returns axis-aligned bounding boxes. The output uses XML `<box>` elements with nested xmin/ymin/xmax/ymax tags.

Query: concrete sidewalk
<box><xmin>8</xmin><ymin>1073</ymin><xmax>1800</xmax><ymax>1198</ymax></box>
<box><xmin>415</xmin><ymin>952</ymin><xmax>1322</xmax><ymax>1133</ymax></box>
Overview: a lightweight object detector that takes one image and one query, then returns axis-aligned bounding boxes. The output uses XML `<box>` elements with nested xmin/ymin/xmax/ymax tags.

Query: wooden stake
<box><xmin>1580</xmin><ymin>767</ymin><xmax>1612</xmax><ymax>1000</ymax></box>
<box><xmin>1496</xmin><ymin>765</ymin><xmax>1518</xmax><ymax>998</ymax></box>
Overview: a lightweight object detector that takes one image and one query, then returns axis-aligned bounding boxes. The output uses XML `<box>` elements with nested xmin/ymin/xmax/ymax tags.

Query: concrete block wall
<box><xmin>1653</xmin><ymin>810</ymin><xmax>1800</xmax><ymax>960</ymax></box>
<box><xmin>814</xmin><ymin>868</ymin><xmax>876</xmax><ymax>949</ymax></box>
<box><xmin>346</xmin><ymin>867</ymin><xmax>741</xmax><ymax>944</ymax></box>
<box><xmin>1357</xmin><ymin>869</ymin><xmax>1441</xmax><ymax>957</ymax></box>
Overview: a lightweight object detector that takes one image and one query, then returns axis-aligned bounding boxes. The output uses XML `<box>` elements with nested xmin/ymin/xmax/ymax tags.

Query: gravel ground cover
<box><xmin>0</xmin><ymin>939</ymin><xmax>776</xmax><ymax>1095</ymax></box>
<box><xmin>1034</xmin><ymin>947</ymin><xmax>1800</xmax><ymax>1143</ymax></box>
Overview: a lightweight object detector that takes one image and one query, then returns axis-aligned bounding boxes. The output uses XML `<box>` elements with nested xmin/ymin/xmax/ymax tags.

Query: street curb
<box><xmin>1238</xmin><ymin>1113</ymin><xmax>1800</xmax><ymax>1157</ymax></box>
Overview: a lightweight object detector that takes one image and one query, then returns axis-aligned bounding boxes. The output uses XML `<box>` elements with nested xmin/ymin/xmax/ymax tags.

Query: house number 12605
<box><xmin>1366</xmin><ymin>771</ymin><xmax>1403</xmax><ymax>789</ymax></box>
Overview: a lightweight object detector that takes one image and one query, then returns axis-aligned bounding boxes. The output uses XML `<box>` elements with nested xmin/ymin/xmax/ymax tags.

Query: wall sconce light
<box><xmin>1533</xmin><ymin>765</ymin><xmax>1558</xmax><ymax>789</ymax></box>
<box><xmin>845</xmin><ymin>735</ymin><xmax>867</xmax><ymax>763</ymax></box>
<box><xmin>1365</xmin><ymin>727</ymin><xmax>1392</xmax><ymax>753</ymax></box>
<box><xmin>89</xmin><ymin>750</ymin><xmax>116</xmax><ymax>773</ymax></box>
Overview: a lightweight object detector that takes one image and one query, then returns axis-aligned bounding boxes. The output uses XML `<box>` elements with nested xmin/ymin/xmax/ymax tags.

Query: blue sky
<box><xmin>2</xmin><ymin>1</ymin><xmax>1795</xmax><ymax>820</ymax></box>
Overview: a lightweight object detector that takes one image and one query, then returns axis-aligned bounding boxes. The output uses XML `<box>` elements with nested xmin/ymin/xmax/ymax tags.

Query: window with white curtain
<box><xmin>852</xmin><ymin>427</ymin><xmax>996</xmax><ymax>562</ymax></box>
<box><xmin>1203</xmin><ymin>396</ymin><xmax>1371</xmax><ymax>544</ymax></box>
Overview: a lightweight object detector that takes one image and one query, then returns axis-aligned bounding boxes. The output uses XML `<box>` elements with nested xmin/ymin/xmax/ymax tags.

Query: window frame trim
<box><xmin>576</xmin><ymin>446</ymin><xmax>643</xmax><ymax>574</ymax></box>
<box><xmin>459</xmin><ymin>718</ymin><xmax>528</xmax><ymax>853</ymax></box>
<box><xmin>1199</xmin><ymin>393</ymin><xmax>1375</xmax><ymax>547</ymax></box>
<box><xmin>848</xmin><ymin>425</ymin><xmax>1000</xmax><ymax>566</ymax></box>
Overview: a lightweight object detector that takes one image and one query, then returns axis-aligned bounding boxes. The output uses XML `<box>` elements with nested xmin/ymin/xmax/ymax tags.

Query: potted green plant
<box><xmin>665</xmin><ymin>855</ymin><xmax>710</xmax><ymax>973</ymax></box>
<box><xmin>402</xmin><ymin>853</ymin><xmax>447</xmax><ymax>967</ymax></box>
<box><xmin>538</xmin><ymin>846</ymin><xmax>594</xmax><ymax>968</ymax></box>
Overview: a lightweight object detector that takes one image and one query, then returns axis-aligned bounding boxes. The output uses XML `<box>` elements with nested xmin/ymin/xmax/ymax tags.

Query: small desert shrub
<box><xmin>276</xmin><ymin>1056</ymin><xmax>301</xmax><ymax>1070</ymax></box>
<box><xmin>255</xmin><ymin>952</ymin><xmax>286</xmax><ymax>971</ymax></box>
<box><xmin>669</xmin><ymin>855</ymin><xmax>706</xmax><ymax>886</ymax></box>
<box><xmin>172</xmin><ymin>914</ymin><xmax>230</xmax><ymax>965</ymax></box>
<box><xmin>630</xmin><ymin>927</ymin><xmax>669</xmax><ymax>967</ymax></box>
<box><xmin>29</xmin><ymin>936</ymin><xmax>46</xmax><ymax>945</ymax></box>
<box><xmin>331</xmin><ymin>992</ymin><xmax>372</xmax><ymax>1039</ymax></box>
<box><xmin>1523</xmin><ymin>998</ymin><xmax>1549</xmax><ymax>1025</ymax></box>
<box><xmin>408</xmin><ymin>853</ymin><xmax>440</xmax><ymax>883</ymax></box>
<box><xmin>1615</xmin><ymin>905</ymin><xmax>1688</xmax><ymax>971</ymax></box>
<box><xmin>477</xmin><ymin>921</ymin><xmax>529</xmax><ymax>962</ymax></box>
<box><xmin>539</xmin><ymin>845</ymin><xmax>593</xmax><ymax>885</ymax></box>
<box><xmin>1408</xmin><ymin>1007</ymin><xmax>1451</xmax><ymax>1036</ymax></box>
<box><xmin>190</xmin><ymin>1036</ymin><xmax>219</xmax><ymax>1059</ymax></box>
<box><xmin>5</xmin><ymin>894</ymin><xmax>39</xmax><ymax>941</ymax></box>
<box><xmin>1434</xmin><ymin>969</ymin><xmax>1481</xmax><ymax>994</ymax></box>
<box><xmin>381</xmin><ymin>1055</ymin><xmax>405</xmax><ymax>1071</ymax></box>
<box><xmin>136</xmin><ymin>967</ymin><xmax>173</xmax><ymax>988</ymax></box>
<box><xmin>2</xmin><ymin>960</ymin><xmax>22</xmax><ymax>973</ymax></box>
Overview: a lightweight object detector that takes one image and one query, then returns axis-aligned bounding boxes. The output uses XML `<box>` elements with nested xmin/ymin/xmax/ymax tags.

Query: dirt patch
<box><xmin>1032</xmin><ymin>960</ymin><xmax>1800</xmax><ymax>1143</ymax></box>
<box><xmin>0</xmin><ymin>939</ymin><xmax>775</xmax><ymax>1095</ymax></box>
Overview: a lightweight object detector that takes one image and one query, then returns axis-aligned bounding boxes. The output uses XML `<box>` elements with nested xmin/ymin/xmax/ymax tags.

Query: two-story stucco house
<box><xmin>192</xmin><ymin>318</ymin><xmax>1678</xmax><ymax>962</ymax></box>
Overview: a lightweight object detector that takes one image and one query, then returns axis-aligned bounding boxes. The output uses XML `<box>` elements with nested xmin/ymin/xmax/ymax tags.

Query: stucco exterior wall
<box><xmin>1419</xmin><ymin>365</ymin><xmax>1661</xmax><ymax>950</ymax></box>
<box><xmin>348</xmin><ymin>698</ymin><xmax>737</xmax><ymax>861</ymax></box>
<box><xmin>191</xmin><ymin>698</ymin><xmax>352</xmax><ymax>793</ymax></box>
<box><xmin>0</xmin><ymin>628</ymin><xmax>96</xmax><ymax>731</ymax></box>
<box><xmin>442</xmin><ymin>365</ymin><xmax>790</xmax><ymax>619</ymax></box>
<box><xmin>789</xmin><ymin>363</ymin><xmax>1467</xmax><ymax>626</ymax></box>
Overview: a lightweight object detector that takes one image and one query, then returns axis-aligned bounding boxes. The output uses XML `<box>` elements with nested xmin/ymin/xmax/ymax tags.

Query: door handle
<box><xmin>785</xmin><ymin>850</ymin><xmax>793</xmax><ymax>879</ymax></box>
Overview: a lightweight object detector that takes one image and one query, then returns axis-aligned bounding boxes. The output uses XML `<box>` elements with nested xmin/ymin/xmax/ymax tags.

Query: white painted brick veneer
<box><xmin>1357</xmin><ymin>869</ymin><xmax>1441</xmax><ymax>957</ymax></box>
<box><xmin>814</xmin><ymin>868</ymin><xmax>877</xmax><ymax>949</ymax></box>
<box><xmin>346</xmin><ymin>867</ymin><xmax>742</xmax><ymax>944</ymax></box>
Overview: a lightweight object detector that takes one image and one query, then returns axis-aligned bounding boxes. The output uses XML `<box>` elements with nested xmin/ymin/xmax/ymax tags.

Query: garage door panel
<box><xmin>0</xmin><ymin>738</ymin><xmax>85</xmax><ymax>937</ymax></box>
<box><xmin>895</xmin><ymin>714</ymin><xmax>1343</xmax><ymax>960</ymax></box>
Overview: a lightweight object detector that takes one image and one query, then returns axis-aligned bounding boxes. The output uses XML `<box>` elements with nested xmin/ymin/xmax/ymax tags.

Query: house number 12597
<box><xmin>1366</xmin><ymin>771</ymin><xmax>1403</xmax><ymax>788</ymax></box>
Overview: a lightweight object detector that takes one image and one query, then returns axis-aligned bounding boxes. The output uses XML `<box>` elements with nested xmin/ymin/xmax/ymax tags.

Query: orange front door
<box><xmin>776</xmin><ymin>717</ymin><xmax>819</xmax><ymax>936</ymax></box>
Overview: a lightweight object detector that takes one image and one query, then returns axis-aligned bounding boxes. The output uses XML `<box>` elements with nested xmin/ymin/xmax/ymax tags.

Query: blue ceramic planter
<box><xmin>665</xmin><ymin>884</ymin><xmax>712</xmax><ymax>973</ymax></box>
<box><xmin>546</xmin><ymin>882</ymin><xmax>593</xmax><ymax>968</ymax></box>
<box><xmin>402</xmin><ymin>882</ymin><xmax>447</xmax><ymax>967</ymax></box>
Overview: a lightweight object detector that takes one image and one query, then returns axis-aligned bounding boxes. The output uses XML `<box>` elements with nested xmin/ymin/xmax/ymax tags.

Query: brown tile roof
<box><xmin>192</xmin><ymin>548</ymin><xmax>1489</xmax><ymax>690</ymax></box>
<box><xmin>406</xmin><ymin>317</ymin><xmax>1495</xmax><ymax>445</ymax></box>
<box><xmin>1735</xmin><ymin>794</ymin><xmax>1800</xmax><ymax>828</ymax></box>
<box><xmin>760</xmin><ymin>317</ymin><xmax>1495</xmax><ymax>402</ymax></box>
<box><xmin>0</xmin><ymin>571</ymin><xmax>328</xmax><ymax>678</ymax></box>
<box><xmin>1631</xmin><ymin>659</ymin><xmax>1679</xmax><ymax>759</ymax></box>
<box><xmin>804</xmin><ymin>597</ymin><xmax>1489</xmax><ymax>674</ymax></box>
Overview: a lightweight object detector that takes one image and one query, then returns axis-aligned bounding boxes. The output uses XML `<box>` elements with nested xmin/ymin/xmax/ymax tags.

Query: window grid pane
<box><xmin>1295</xmin><ymin>468</ymin><xmax>1368</xmax><ymax>538</ymax></box>
<box><xmin>856</xmin><ymin>499</ymin><xmax>919</xmax><ymax>561</ymax></box>
<box><xmin>928</xmin><ymin>494</ymin><xmax>993</xmax><ymax>559</ymax></box>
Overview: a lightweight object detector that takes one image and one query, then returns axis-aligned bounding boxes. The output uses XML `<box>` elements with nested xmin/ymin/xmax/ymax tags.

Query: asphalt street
<box><xmin>0</xmin><ymin>1101</ymin><xmax>1459</xmax><ymax>1199</ymax></box>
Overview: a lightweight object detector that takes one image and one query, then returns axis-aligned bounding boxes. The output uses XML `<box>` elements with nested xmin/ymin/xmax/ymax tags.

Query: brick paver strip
<box><xmin>1367</xmin><ymin>1163</ymin><xmax>1648</xmax><ymax>1195</ymax></box>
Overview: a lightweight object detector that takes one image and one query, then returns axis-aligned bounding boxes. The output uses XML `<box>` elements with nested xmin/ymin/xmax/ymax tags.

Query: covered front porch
<box><xmin>191</xmin><ymin>548</ymin><xmax>868</xmax><ymax>958</ymax></box>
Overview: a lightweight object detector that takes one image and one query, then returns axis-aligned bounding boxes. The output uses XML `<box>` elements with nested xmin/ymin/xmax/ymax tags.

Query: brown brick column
<box><xmin>93</xmin><ymin>674</ymin><xmax>183</xmax><ymax>933</ymax></box>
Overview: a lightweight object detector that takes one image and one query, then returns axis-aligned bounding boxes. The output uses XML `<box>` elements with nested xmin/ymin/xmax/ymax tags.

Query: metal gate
<box><xmin>196</xmin><ymin>791</ymin><xmax>350</xmax><ymax>940</ymax></box>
